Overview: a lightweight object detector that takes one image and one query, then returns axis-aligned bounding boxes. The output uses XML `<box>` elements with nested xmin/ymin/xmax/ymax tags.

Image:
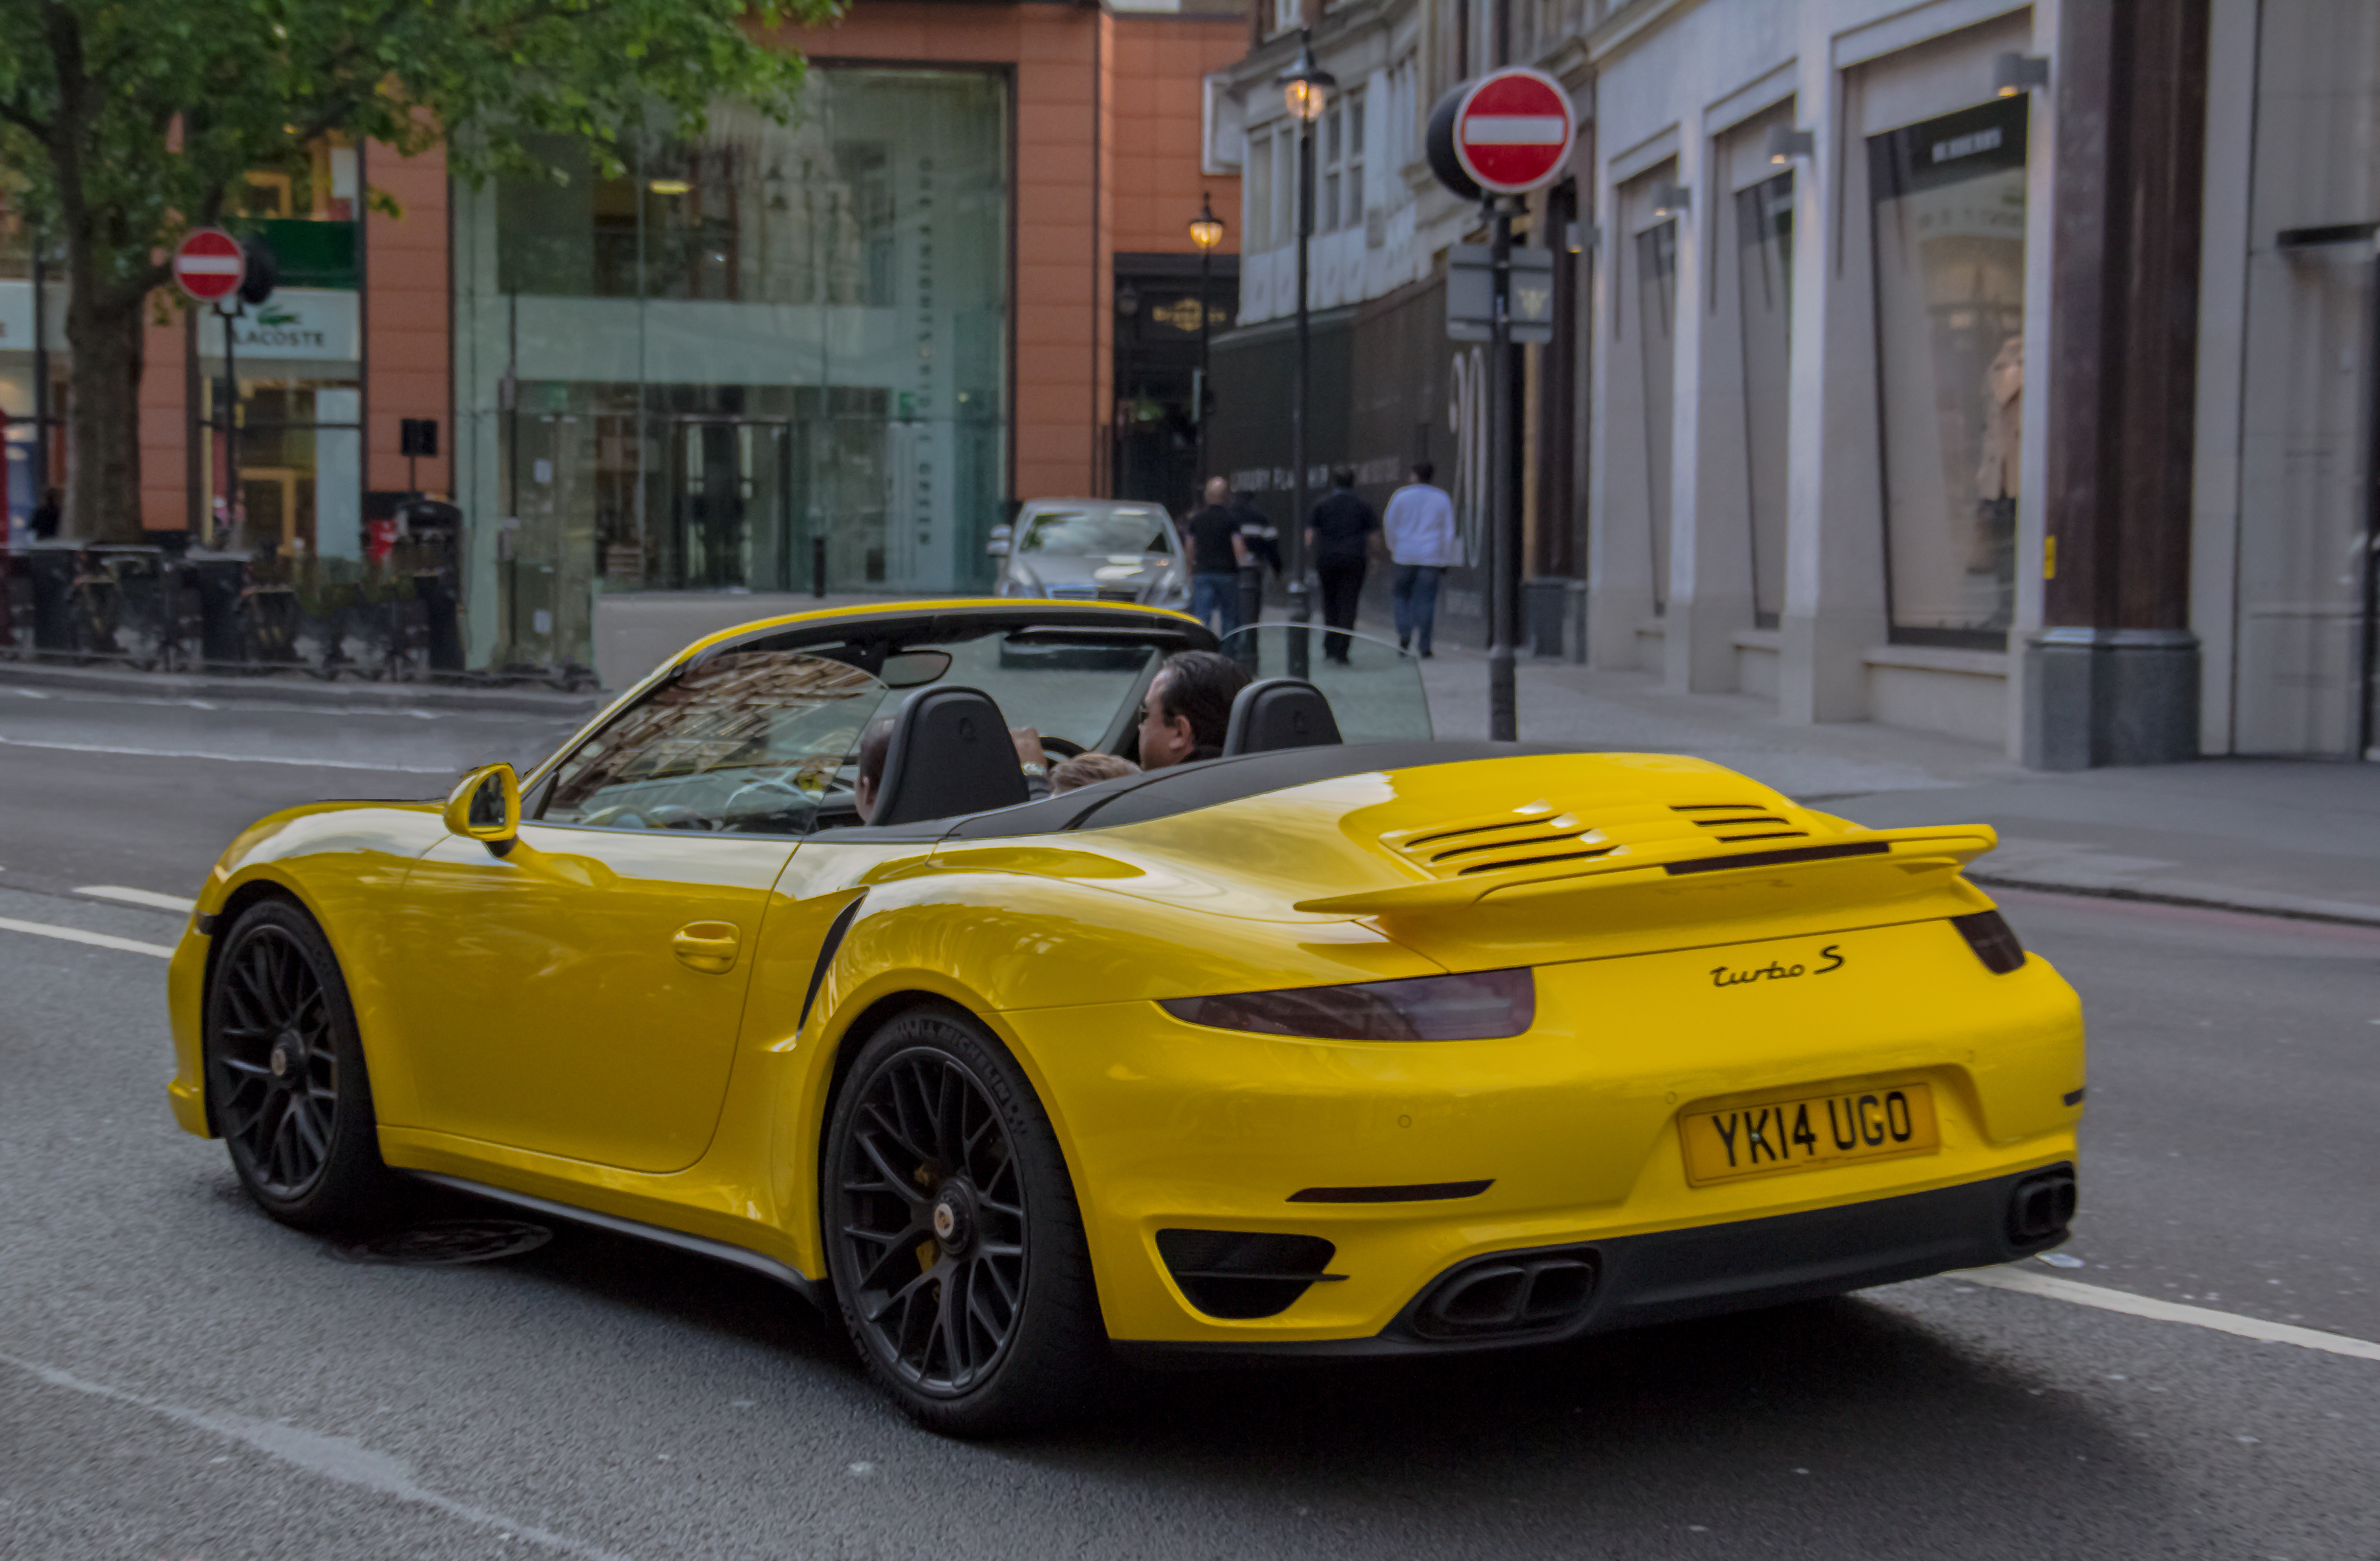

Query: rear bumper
<box><xmin>1115</xmin><ymin>1164</ymin><xmax>2071</xmax><ymax>1362</ymax></box>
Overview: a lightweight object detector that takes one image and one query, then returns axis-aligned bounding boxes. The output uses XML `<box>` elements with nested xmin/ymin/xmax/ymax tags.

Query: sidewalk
<box><xmin>0</xmin><ymin>657</ymin><xmax>607</xmax><ymax>719</ymax></box>
<box><xmin>1421</xmin><ymin>647</ymin><xmax>2380</xmax><ymax>928</ymax></box>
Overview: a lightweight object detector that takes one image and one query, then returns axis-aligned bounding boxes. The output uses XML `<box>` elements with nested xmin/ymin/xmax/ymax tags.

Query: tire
<box><xmin>823</xmin><ymin>1003</ymin><xmax>1104</xmax><ymax>1437</ymax></box>
<box><xmin>203</xmin><ymin>898</ymin><xmax>406</xmax><ymax>1233</ymax></box>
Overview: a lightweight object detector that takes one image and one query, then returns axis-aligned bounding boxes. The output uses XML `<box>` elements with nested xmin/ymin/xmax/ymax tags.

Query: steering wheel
<box><xmin>1037</xmin><ymin>735</ymin><xmax>1087</xmax><ymax>759</ymax></box>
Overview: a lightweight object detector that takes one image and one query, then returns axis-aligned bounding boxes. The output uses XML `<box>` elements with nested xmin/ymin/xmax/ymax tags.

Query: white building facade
<box><xmin>1212</xmin><ymin>0</ymin><xmax>2380</xmax><ymax>765</ymax></box>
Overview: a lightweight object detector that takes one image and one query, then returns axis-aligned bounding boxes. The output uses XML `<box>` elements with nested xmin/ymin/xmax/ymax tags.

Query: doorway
<box><xmin>666</xmin><ymin>417</ymin><xmax>794</xmax><ymax>592</ymax></box>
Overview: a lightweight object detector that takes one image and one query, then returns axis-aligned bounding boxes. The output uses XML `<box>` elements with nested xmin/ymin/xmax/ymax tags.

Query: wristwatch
<box><xmin>1020</xmin><ymin>761</ymin><xmax>1048</xmax><ymax>777</ymax></box>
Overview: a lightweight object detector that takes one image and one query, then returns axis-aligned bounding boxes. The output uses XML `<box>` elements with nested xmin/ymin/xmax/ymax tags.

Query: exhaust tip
<box><xmin>2006</xmin><ymin>1165</ymin><xmax>2078</xmax><ymax>1248</ymax></box>
<box><xmin>1413</xmin><ymin>1250</ymin><xmax>1598</xmax><ymax>1340</ymax></box>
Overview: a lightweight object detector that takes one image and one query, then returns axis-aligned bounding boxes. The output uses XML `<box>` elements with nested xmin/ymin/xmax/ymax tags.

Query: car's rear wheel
<box><xmin>824</xmin><ymin>1004</ymin><xmax>1102</xmax><ymax>1437</ymax></box>
<box><xmin>204</xmin><ymin>898</ymin><xmax>404</xmax><ymax>1233</ymax></box>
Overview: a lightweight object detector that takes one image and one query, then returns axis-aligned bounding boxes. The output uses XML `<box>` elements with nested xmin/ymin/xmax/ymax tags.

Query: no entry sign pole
<box><xmin>1426</xmin><ymin>68</ymin><xmax>1577</xmax><ymax>741</ymax></box>
<box><xmin>174</xmin><ymin>229</ymin><xmax>250</xmax><ymax>545</ymax></box>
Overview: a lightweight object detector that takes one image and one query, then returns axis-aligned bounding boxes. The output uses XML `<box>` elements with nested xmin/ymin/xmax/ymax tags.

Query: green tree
<box><xmin>0</xmin><ymin>0</ymin><xmax>832</xmax><ymax>541</ymax></box>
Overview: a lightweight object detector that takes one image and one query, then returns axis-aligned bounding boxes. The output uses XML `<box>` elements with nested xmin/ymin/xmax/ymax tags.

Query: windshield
<box><xmin>937</xmin><ymin>632</ymin><xmax>1161</xmax><ymax>750</ymax></box>
<box><xmin>1219</xmin><ymin>624</ymin><xmax>1432</xmax><ymax>743</ymax></box>
<box><xmin>1017</xmin><ymin>508</ymin><xmax>1173</xmax><ymax>556</ymax></box>
<box><xmin>540</xmin><ymin>652</ymin><xmax>891</xmax><ymax>835</ymax></box>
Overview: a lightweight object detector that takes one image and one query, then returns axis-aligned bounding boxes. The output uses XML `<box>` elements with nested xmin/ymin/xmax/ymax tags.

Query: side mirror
<box><xmin>987</xmin><ymin>524</ymin><xmax>1012</xmax><ymax>559</ymax></box>
<box><xmin>443</xmin><ymin>762</ymin><xmax>521</xmax><ymax>854</ymax></box>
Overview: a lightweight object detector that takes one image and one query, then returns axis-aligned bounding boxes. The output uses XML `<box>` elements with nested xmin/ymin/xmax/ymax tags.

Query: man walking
<box><xmin>1381</xmin><ymin>461</ymin><xmax>1458</xmax><ymax>657</ymax></box>
<box><xmin>1184</xmin><ymin>476</ymin><xmax>1248</xmax><ymax>639</ymax></box>
<box><xmin>1304</xmin><ymin>467</ymin><xmax>1379</xmax><ymax>665</ymax></box>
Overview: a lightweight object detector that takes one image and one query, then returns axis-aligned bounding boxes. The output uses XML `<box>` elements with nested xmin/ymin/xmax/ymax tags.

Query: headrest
<box><xmin>1221</xmin><ymin>677</ymin><xmax>1343</xmax><ymax>757</ymax></box>
<box><xmin>870</xmin><ymin>686</ymin><xmax>1031</xmax><ymax>826</ymax></box>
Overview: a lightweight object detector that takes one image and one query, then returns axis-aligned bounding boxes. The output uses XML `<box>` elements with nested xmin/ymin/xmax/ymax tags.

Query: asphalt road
<box><xmin>1</xmin><ymin>689</ymin><xmax>2376</xmax><ymax>1560</ymax></box>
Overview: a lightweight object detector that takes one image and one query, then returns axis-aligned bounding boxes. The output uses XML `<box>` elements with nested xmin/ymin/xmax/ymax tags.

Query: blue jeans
<box><xmin>1191</xmin><ymin>571</ymin><xmax>1241</xmax><ymax>639</ymax></box>
<box><xmin>1392</xmin><ymin>564</ymin><xmax>1442</xmax><ymax>654</ymax></box>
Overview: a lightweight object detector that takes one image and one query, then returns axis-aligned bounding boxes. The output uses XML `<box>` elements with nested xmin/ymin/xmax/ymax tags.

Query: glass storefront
<box><xmin>1869</xmin><ymin>97</ymin><xmax>2028</xmax><ymax>646</ymax></box>
<box><xmin>201</xmin><ymin>375</ymin><xmax>363</xmax><ymax>557</ymax></box>
<box><xmin>1735</xmin><ymin>170</ymin><xmax>1793</xmax><ymax>629</ymax></box>
<box><xmin>453</xmin><ymin>70</ymin><xmax>1010</xmax><ymax>670</ymax></box>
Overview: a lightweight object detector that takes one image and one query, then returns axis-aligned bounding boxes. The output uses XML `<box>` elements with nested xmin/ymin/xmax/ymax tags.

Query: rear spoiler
<box><xmin>1292</xmin><ymin>825</ymin><xmax>1997</xmax><ymax>916</ymax></box>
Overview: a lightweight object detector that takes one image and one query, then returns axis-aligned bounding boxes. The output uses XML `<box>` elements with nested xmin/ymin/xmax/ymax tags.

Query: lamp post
<box><xmin>1187</xmin><ymin>193</ymin><xmax>1226</xmax><ymax>495</ymax></box>
<box><xmin>1277</xmin><ymin>35</ymin><xmax>1334</xmax><ymax>584</ymax></box>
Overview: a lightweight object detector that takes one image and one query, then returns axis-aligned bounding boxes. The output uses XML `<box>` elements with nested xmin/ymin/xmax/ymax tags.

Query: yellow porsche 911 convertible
<box><xmin>167</xmin><ymin>600</ymin><xmax>2083</xmax><ymax>1435</ymax></box>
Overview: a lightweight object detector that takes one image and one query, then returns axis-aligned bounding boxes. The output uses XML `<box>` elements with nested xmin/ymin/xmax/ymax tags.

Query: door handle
<box><xmin>671</xmin><ymin>921</ymin><xmax>741</xmax><ymax>974</ymax></box>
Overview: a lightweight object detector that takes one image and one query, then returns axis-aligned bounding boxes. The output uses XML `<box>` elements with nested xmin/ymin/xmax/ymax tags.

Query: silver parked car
<box><xmin>989</xmin><ymin>499</ymin><xmax>1185</xmax><ymax>606</ymax></box>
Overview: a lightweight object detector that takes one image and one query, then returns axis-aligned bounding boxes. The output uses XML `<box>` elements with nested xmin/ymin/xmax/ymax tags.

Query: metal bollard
<box><xmin>26</xmin><ymin>543</ymin><xmax>79</xmax><ymax>654</ymax></box>
<box><xmin>1285</xmin><ymin>578</ymin><xmax>1311</xmax><ymax>682</ymax></box>
<box><xmin>813</xmin><ymin>536</ymin><xmax>828</xmax><ymax>599</ymax></box>
<box><xmin>191</xmin><ymin>555</ymin><xmax>248</xmax><ymax>666</ymax></box>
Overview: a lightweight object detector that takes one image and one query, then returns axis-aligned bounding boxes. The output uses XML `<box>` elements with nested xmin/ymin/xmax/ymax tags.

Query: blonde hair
<box><xmin>1048</xmin><ymin>752</ymin><xmax>1141</xmax><ymax>795</ymax></box>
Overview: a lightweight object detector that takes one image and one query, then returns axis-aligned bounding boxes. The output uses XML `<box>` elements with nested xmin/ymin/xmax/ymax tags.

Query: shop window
<box><xmin>499</xmin><ymin>119</ymin><xmax>899</xmax><ymax>306</ymax></box>
<box><xmin>1735</xmin><ymin>171</ymin><xmax>1793</xmax><ymax>628</ymax></box>
<box><xmin>1868</xmin><ymin>96</ymin><xmax>2028</xmax><ymax>647</ymax></box>
<box><xmin>1634</xmin><ymin>218</ymin><xmax>1679</xmax><ymax>613</ymax></box>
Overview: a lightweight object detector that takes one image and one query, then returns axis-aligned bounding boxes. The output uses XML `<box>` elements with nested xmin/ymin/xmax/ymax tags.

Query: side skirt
<box><xmin>409</xmin><ymin>1171</ymin><xmax>823</xmax><ymax>1307</ymax></box>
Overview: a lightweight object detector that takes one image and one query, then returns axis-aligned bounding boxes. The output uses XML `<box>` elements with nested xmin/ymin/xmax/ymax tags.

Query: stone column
<box><xmin>2024</xmin><ymin>0</ymin><xmax>2212</xmax><ymax>768</ymax></box>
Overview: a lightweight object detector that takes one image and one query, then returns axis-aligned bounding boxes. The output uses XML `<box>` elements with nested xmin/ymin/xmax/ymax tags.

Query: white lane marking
<box><xmin>0</xmin><ymin>1350</ymin><xmax>633</xmax><ymax>1560</ymax></box>
<box><xmin>0</xmin><ymin>916</ymin><xmax>175</xmax><ymax>959</ymax></box>
<box><xmin>75</xmin><ymin>885</ymin><xmax>198</xmax><ymax>913</ymax></box>
<box><xmin>1964</xmin><ymin>1268</ymin><xmax>2380</xmax><ymax>1362</ymax></box>
<box><xmin>0</xmin><ymin>734</ymin><xmax>454</xmax><ymax>773</ymax></box>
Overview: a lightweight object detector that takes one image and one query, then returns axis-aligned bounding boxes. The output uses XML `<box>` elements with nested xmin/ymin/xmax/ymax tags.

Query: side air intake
<box><xmin>1154</xmin><ymin>1229</ymin><xmax>1344</xmax><ymax>1320</ymax></box>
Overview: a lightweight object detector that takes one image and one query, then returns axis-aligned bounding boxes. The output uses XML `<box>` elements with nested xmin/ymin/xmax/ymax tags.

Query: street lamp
<box><xmin>1277</xmin><ymin>34</ymin><xmax>1334</xmax><ymax>584</ymax></box>
<box><xmin>1187</xmin><ymin>192</ymin><xmax>1226</xmax><ymax>497</ymax></box>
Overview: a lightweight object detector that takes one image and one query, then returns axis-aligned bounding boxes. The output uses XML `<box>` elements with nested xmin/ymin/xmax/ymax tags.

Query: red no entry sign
<box><xmin>172</xmin><ymin>228</ymin><xmax>246</xmax><ymax>303</ymax></box>
<box><xmin>1451</xmin><ymin>68</ymin><xmax>1576</xmax><ymax>195</ymax></box>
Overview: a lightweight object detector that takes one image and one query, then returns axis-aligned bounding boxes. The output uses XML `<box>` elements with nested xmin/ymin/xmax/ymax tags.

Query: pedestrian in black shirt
<box><xmin>1303</xmin><ymin>468</ymin><xmax>1379</xmax><ymax>664</ymax></box>
<box><xmin>1183</xmin><ymin>476</ymin><xmax>1248</xmax><ymax>638</ymax></box>
<box><xmin>1230</xmin><ymin>488</ymin><xmax>1281</xmax><ymax>577</ymax></box>
<box><xmin>28</xmin><ymin>487</ymin><xmax>62</xmax><ymax>541</ymax></box>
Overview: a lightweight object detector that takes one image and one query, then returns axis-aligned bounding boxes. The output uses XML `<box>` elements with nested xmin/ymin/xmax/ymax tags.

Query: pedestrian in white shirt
<box><xmin>1380</xmin><ymin>462</ymin><xmax>1459</xmax><ymax>656</ymax></box>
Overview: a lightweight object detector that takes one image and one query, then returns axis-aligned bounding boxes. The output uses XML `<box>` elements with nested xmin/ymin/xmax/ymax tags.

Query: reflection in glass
<box><xmin>1017</xmin><ymin>508</ymin><xmax>1174</xmax><ymax>556</ymax></box>
<box><xmin>1635</xmin><ymin>219</ymin><xmax>1679</xmax><ymax>613</ymax></box>
<box><xmin>1735</xmin><ymin>172</ymin><xmax>1793</xmax><ymax>628</ymax></box>
<box><xmin>1869</xmin><ymin>98</ymin><xmax>2027</xmax><ymax>644</ymax></box>
<box><xmin>542</xmin><ymin>651</ymin><xmax>892</xmax><ymax>835</ymax></box>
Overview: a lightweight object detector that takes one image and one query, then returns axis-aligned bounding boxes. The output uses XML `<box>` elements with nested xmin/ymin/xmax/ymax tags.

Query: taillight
<box><xmin>1160</xmin><ymin>968</ymin><xmax>1534</xmax><ymax>1041</ymax></box>
<box><xmin>1952</xmin><ymin>909</ymin><xmax>2026</xmax><ymax>974</ymax></box>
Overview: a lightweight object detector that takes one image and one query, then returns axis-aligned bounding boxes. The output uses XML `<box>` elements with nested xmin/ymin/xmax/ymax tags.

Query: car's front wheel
<box><xmin>824</xmin><ymin>1004</ymin><xmax>1103</xmax><ymax>1436</ymax></box>
<box><xmin>204</xmin><ymin>897</ymin><xmax>404</xmax><ymax>1233</ymax></box>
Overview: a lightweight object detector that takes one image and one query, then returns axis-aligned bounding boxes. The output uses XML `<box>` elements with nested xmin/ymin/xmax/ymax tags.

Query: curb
<box><xmin>1967</xmin><ymin>873</ymin><xmax>2380</xmax><ymax>932</ymax></box>
<box><xmin>0</xmin><ymin>658</ymin><xmax>608</xmax><ymax>720</ymax></box>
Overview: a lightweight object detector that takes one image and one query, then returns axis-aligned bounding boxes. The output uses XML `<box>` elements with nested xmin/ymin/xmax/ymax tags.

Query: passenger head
<box><xmin>1330</xmin><ymin>466</ymin><xmax>1355</xmax><ymax>489</ymax></box>
<box><xmin>1409</xmin><ymin>461</ymin><xmax>1434</xmax><ymax>485</ymax></box>
<box><xmin>853</xmin><ymin>714</ymin><xmax>897</xmax><ymax>822</ymax></box>
<box><xmin>1203</xmin><ymin>475</ymin><xmax>1229</xmax><ymax>506</ymax></box>
<box><xmin>1138</xmin><ymin>649</ymin><xmax>1250</xmax><ymax>770</ymax></box>
<box><xmin>1048</xmin><ymin>752</ymin><xmax>1140</xmax><ymax>795</ymax></box>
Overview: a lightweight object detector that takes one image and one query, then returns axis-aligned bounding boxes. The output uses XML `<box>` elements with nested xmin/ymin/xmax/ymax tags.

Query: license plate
<box><xmin>1681</xmin><ymin>1082</ymin><xmax>1940</xmax><ymax>1186</ymax></box>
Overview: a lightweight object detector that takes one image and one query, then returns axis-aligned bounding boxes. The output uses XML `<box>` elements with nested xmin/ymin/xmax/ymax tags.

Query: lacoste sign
<box><xmin>202</xmin><ymin>287</ymin><xmax>358</xmax><ymax>363</ymax></box>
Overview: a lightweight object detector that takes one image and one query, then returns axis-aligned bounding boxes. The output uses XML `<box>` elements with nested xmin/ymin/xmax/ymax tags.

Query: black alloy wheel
<box><xmin>825</xmin><ymin>1005</ymin><xmax>1101</xmax><ymax>1436</ymax></box>
<box><xmin>205</xmin><ymin>898</ymin><xmax>403</xmax><ymax>1232</ymax></box>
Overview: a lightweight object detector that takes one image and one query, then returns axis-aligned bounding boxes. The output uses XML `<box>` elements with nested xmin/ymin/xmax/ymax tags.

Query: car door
<box><xmin>389</xmin><ymin>650</ymin><xmax>891</xmax><ymax>1174</ymax></box>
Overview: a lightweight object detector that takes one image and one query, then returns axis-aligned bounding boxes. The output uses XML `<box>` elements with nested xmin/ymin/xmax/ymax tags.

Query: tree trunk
<box><xmin>63</xmin><ymin>285</ymin><xmax>150</xmax><ymax>543</ymax></box>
